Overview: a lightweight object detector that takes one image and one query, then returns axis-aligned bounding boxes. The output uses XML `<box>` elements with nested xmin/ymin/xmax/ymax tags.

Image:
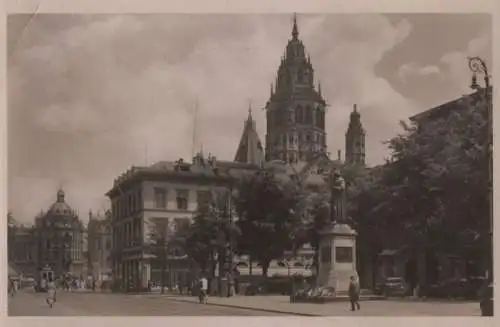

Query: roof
<box><xmin>410</xmin><ymin>88</ymin><xmax>489</xmax><ymax>123</ymax></box>
<box><xmin>234</xmin><ymin>108</ymin><xmax>265</xmax><ymax>166</ymax></box>
<box><xmin>8</xmin><ymin>263</ymin><xmax>21</xmax><ymax>276</ymax></box>
<box><xmin>47</xmin><ymin>189</ymin><xmax>76</xmax><ymax>216</ymax></box>
<box><xmin>107</xmin><ymin>155</ymin><xmax>262</xmax><ymax>198</ymax></box>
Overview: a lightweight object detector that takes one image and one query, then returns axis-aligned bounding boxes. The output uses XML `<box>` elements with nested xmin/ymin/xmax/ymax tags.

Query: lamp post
<box><xmin>467</xmin><ymin>56</ymin><xmax>493</xmax><ymax>278</ymax></box>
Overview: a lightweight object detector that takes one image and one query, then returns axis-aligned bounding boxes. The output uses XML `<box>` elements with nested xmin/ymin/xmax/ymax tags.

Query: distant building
<box><xmin>87</xmin><ymin>210</ymin><xmax>113</xmax><ymax>281</ymax></box>
<box><xmin>7</xmin><ymin>212</ymin><xmax>37</xmax><ymax>277</ymax></box>
<box><xmin>33</xmin><ymin>189</ymin><xmax>86</xmax><ymax>279</ymax></box>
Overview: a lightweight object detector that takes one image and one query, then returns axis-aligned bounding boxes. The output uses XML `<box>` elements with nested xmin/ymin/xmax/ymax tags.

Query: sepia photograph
<box><xmin>6</xmin><ymin>12</ymin><xmax>493</xmax><ymax>317</ymax></box>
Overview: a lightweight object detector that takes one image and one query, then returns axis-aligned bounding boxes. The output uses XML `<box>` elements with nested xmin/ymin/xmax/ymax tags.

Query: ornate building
<box><xmin>265</xmin><ymin>15</ymin><xmax>327</xmax><ymax>163</ymax></box>
<box><xmin>34</xmin><ymin>189</ymin><xmax>86</xmax><ymax>279</ymax></box>
<box><xmin>265</xmin><ymin>16</ymin><xmax>366</xmax><ymax>167</ymax></box>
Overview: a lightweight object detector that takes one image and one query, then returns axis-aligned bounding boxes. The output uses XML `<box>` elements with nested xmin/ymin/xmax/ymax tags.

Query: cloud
<box><xmin>440</xmin><ymin>33</ymin><xmax>492</xmax><ymax>95</ymax></box>
<box><xmin>7</xmin><ymin>14</ymin><xmax>419</xmax><ymax>223</ymax></box>
<box><xmin>397</xmin><ymin>62</ymin><xmax>441</xmax><ymax>82</ymax></box>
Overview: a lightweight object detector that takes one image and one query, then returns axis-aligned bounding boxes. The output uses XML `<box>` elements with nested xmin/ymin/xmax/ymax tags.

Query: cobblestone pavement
<box><xmin>7</xmin><ymin>289</ymin><xmax>286</xmax><ymax>316</ymax></box>
<box><xmin>8</xmin><ymin>289</ymin><xmax>482</xmax><ymax>316</ymax></box>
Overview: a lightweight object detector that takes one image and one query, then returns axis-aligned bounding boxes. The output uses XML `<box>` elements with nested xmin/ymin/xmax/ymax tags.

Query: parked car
<box><xmin>374</xmin><ymin>277</ymin><xmax>407</xmax><ymax>297</ymax></box>
<box><xmin>245</xmin><ymin>282</ymin><xmax>264</xmax><ymax>296</ymax></box>
<box><xmin>427</xmin><ymin>277</ymin><xmax>486</xmax><ymax>300</ymax></box>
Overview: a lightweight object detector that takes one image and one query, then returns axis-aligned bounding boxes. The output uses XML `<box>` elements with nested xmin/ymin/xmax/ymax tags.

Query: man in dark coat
<box><xmin>348</xmin><ymin>275</ymin><xmax>361</xmax><ymax>311</ymax></box>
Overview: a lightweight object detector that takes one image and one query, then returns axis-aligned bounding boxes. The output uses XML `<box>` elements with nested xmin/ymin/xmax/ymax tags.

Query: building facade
<box><xmin>33</xmin><ymin>189</ymin><xmax>86</xmax><ymax>279</ymax></box>
<box><xmin>107</xmin><ymin>153</ymin><xmax>258</xmax><ymax>291</ymax></box>
<box><xmin>7</xmin><ymin>213</ymin><xmax>37</xmax><ymax>277</ymax></box>
<box><xmin>87</xmin><ymin>210</ymin><xmax>113</xmax><ymax>281</ymax></box>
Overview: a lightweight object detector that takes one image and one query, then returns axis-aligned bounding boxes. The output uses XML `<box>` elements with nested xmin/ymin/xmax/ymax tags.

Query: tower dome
<box><xmin>48</xmin><ymin>188</ymin><xmax>74</xmax><ymax>216</ymax></box>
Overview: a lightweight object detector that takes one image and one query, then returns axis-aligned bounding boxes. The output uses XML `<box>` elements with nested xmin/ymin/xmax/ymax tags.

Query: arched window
<box><xmin>297</xmin><ymin>69</ymin><xmax>304</xmax><ymax>83</ymax></box>
<box><xmin>296</xmin><ymin>105</ymin><xmax>303</xmax><ymax>123</ymax></box>
<box><xmin>305</xmin><ymin>106</ymin><xmax>313</xmax><ymax>124</ymax></box>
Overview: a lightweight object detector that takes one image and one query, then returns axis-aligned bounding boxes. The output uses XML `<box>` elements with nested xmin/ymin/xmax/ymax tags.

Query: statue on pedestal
<box><xmin>329</xmin><ymin>169</ymin><xmax>347</xmax><ymax>224</ymax></box>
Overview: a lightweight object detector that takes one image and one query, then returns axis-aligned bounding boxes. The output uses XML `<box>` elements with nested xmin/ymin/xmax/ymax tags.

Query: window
<box><xmin>176</xmin><ymin>189</ymin><xmax>189</xmax><ymax>210</ymax></box>
<box><xmin>96</xmin><ymin>239</ymin><xmax>101</xmax><ymax>251</ymax></box>
<box><xmin>105</xmin><ymin>239</ymin><xmax>111</xmax><ymax>250</ymax></box>
<box><xmin>305</xmin><ymin>106</ymin><xmax>313</xmax><ymax>124</ymax></box>
<box><xmin>154</xmin><ymin>187</ymin><xmax>167</xmax><ymax>209</ymax></box>
<box><xmin>335</xmin><ymin>246</ymin><xmax>353</xmax><ymax>263</ymax></box>
<box><xmin>196</xmin><ymin>190</ymin><xmax>211</xmax><ymax>210</ymax></box>
<box><xmin>137</xmin><ymin>190</ymin><xmax>142</xmax><ymax>211</ymax></box>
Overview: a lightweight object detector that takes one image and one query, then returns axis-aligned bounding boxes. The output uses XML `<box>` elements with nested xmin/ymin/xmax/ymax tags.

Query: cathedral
<box><xmin>234</xmin><ymin>15</ymin><xmax>366</xmax><ymax>170</ymax></box>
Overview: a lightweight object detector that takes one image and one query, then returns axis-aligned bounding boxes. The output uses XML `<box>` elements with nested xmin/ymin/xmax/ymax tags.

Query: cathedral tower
<box><xmin>345</xmin><ymin>104</ymin><xmax>366</xmax><ymax>166</ymax></box>
<box><xmin>265</xmin><ymin>14</ymin><xmax>327</xmax><ymax>163</ymax></box>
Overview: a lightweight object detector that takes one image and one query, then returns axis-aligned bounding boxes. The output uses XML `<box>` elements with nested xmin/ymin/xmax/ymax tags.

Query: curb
<box><xmin>165</xmin><ymin>297</ymin><xmax>320</xmax><ymax>316</ymax></box>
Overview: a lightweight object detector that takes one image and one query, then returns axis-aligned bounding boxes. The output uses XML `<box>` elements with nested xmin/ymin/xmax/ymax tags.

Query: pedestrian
<box><xmin>348</xmin><ymin>275</ymin><xmax>361</xmax><ymax>311</ymax></box>
<box><xmin>198</xmin><ymin>275</ymin><xmax>208</xmax><ymax>304</ymax></box>
<box><xmin>45</xmin><ymin>277</ymin><xmax>57</xmax><ymax>308</ymax></box>
<box><xmin>9</xmin><ymin>279</ymin><xmax>16</xmax><ymax>297</ymax></box>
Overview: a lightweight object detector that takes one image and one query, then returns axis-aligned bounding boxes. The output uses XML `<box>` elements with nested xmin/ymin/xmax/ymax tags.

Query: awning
<box><xmin>8</xmin><ymin>264</ymin><xmax>20</xmax><ymax>277</ymax></box>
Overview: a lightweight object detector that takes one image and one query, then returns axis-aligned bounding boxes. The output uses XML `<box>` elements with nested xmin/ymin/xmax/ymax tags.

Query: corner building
<box><xmin>107</xmin><ymin>154</ymin><xmax>260</xmax><ymax>291</ymax></box>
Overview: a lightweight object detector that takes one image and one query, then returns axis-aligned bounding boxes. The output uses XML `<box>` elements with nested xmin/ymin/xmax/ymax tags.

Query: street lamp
<box><xmin>467</xmin><ymin>56</ymin><xmax>493</xmax><ymax>278</ymax></box>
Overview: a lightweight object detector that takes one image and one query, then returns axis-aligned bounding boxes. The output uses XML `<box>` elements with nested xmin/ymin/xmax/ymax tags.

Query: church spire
<box><xmin>292</xmin><ymin>13</ymin><xmax>299</xmax><ymax>40</ymax></box>
<box><xmin>345</xmin><ymin>104</ymin><xmax>366</xmax><ymax>166</ymax></box>
<box><xmin>235</xmin><ymin>102</ymin><xmax>264</xmax><ymax>166</ymax></box>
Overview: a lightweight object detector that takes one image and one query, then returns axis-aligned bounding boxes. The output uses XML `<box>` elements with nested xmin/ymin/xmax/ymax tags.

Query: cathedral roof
<box><xmin>47</xmin><ymin>188</ymin><xmax>75</xmax><ymax>216</ymax></box>
<box><xmin>234</xmin><ymin>107</ymin><xmax>265</xmax><ymax>166</ymax></box>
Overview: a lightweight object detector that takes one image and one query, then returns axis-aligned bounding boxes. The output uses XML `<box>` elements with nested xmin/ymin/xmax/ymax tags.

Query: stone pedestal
<box><xmin>316</xmin><ymin>223</ymin><xmax>358</xmax><ymax>294</ymax></box>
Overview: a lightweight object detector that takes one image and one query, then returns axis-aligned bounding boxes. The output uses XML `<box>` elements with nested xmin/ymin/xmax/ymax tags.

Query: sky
<box><xmin>7</xmin><ymin>13</ymin><xmax>492</xmax><ymax>224</ymax></box>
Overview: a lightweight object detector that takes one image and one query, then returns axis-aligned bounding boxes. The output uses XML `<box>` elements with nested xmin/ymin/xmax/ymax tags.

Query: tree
<box><xmin>233</xmin><ymin>170</ymin><xmax>302</xmax><ymax>277</ymax></box>
<box><xmin>146</xmin><ymin>218</ymin><xmax>173</xmax><ymax>293</ymax></box>
<box><xmin>179</xmin><ymin>189</ymin><xmax>240</xmax><ymax>280</ymax></box>
<box><xmin>349</xmin><ymin>93</ymin><xmax>491</xmax><ymax>281</ymax></box>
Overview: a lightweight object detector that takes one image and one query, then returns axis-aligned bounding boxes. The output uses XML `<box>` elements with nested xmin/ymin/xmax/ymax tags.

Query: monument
<box><xmin>316</xmin><ymin>169</ymin><xmax>359</xmax><ymax>294</ymax></box>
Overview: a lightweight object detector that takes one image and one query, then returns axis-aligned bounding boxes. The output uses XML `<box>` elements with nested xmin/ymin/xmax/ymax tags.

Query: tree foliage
<box><xmin>233</xmin><ymin>170</ymin><xmax>302</xmax><ymax>276</ymax></box>
<box><xmin>348</xmin><ymin>92</ymin><xmax>490</xmax><ymax>262</ymax></box>
<box><xmin>179</xmin><ymin>189</ymin><xmax>240</xmax><ymax>275</ymax></box>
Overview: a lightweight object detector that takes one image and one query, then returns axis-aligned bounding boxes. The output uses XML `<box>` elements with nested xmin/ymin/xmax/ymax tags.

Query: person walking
<box><xmin>198</xmin><ymin>275</ymin><xmax>208</xmax><ymax>304</ymax></box>
<box><xmin>348</xmin><ymin>275</ymin><xmax>361</xmax><ymax>311</ymax></box>
<box><xmin>45</xmin><ymin>277</ymin><xmax>57</xmax><ymax>308</ymax></box>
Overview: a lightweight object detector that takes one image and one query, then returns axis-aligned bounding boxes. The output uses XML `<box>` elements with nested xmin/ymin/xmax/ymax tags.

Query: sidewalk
<box><xmin>142</xmin><ymin>293</ymin><xmax>480</xmax><ymax>316</ymax></box>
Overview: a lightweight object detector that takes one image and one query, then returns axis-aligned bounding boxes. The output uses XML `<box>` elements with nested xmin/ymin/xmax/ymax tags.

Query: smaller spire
<box><xmin>353</xmin><ymin>104</ymin><xmax>358</xmax><ymax>113</ymax></box>
<box><xmin>292</xmin><ymin>13</ymin><xmax>299</xmax><ymax>39</ymax></box>
<box><xmin>318</xmin><ymin>82</ymin><xmax>322</xmax><ymax>96</ymax></box>
<box><xmin>247</xmin><ymin>101</ymin><xmax>253</xmax><ymax>120</ymax></box>
<box><xmin>89</xmin><ymin>209</ymin><xmax>93</xmax><ymax>221</ymax></box>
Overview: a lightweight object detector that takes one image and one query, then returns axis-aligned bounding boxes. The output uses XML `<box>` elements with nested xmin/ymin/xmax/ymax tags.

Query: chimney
<box><xmin>337</xmin><ymin>149</ymin><xmax>341</xmax><ymax>161</ymax></box>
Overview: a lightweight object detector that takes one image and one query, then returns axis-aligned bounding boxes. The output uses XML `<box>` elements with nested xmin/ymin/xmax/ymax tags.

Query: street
<box><xmin>7</xmin><ymin>289</ymin><xmax>286</xmax><ymax>316</ymax></box>
<box><xmin>8</xmin><ymin>289</ymin><xmax>481</xmax><ymax>316</ymax></box>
